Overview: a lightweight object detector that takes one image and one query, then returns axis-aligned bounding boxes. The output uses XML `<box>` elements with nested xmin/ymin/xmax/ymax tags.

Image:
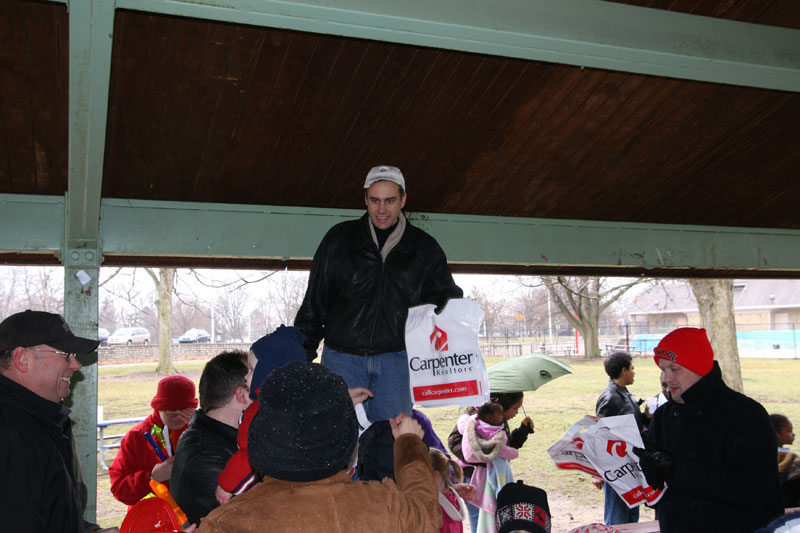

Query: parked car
<box><xmin>178</xmin><ymin>328</ymin><xmax>212</xmax><ymax>343</ymax></box>
<box><xmin>107</xmin><ymin>327</ymin><xmax>150</xmax><ymax>346</ymax></box>
<box><xmin>98</xmin><ymin>328</ymin><xmax>110</xmax><ymax>346</ymax></box>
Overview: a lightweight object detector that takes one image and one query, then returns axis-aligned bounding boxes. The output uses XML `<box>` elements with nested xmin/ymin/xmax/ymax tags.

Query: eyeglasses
<box><xmin>28</xmin><ymin>347</ymin><xmax>78</xmax><ymax>363</ymax></box>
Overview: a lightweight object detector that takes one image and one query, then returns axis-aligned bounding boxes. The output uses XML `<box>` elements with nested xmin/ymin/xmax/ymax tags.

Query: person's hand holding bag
<box><xmin>633</xmin><ymin>443</ymin><xmax>675</xmax><ymax>490</ymax></box>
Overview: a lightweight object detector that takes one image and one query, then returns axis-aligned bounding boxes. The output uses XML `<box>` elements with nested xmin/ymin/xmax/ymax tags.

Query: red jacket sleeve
<box><xmin>108</xmin><ymin>416</ymin><xmax>161</xmax><ymax>505</ymax></box>
<box><xmin>108</xmin><ymin>413</ymin><xmax>187</xmax><ymax>505</ymax></box>
<box><xmin>217</xmin><ymin>402</ymin><xmax>258</xmax><ymax>494</ymax></box>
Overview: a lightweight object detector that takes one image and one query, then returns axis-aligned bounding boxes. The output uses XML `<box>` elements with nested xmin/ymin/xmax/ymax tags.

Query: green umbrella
<box><xmin>487</xmin><ymin>353</ymin><xmax>572</xmax><ymax>392</ymax></box>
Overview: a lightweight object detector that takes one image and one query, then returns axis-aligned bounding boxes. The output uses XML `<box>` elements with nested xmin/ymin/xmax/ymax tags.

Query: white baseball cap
<box><xmin>364</xmin><ymin>165</ymin><xmax>406</xmax><ymax>192</ymax></box>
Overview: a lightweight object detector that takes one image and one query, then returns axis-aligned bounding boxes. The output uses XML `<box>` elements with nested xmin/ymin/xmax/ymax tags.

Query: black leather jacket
<box><xmin>171</xmin><ymin>409</ymin><xmax>238</xmax><ymax>525</ymax></box>
<box><xmin>595</xmin><ymin>379</ymin><xmax>647</xmax><ymax>432</ymax></box>
<box><xmin>295</xmin><ymin>213</ymin><xmax>462</xmax><ymax>358</ymax></box>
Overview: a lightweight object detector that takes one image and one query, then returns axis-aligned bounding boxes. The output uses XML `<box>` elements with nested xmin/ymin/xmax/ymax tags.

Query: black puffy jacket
<box><xmin>295</xmin><ymin>213</ymin><xmax>463</xmax><ymax>358</ymax></box>
<box><xmin>171</xmin><ymin>409</ymin><xmax>238</xmax><ymax>525</ymax></box>
<box><xmin>649</xmin><ymin>362</ymin><xmax>784</xmax><ymax>533</ymax></box>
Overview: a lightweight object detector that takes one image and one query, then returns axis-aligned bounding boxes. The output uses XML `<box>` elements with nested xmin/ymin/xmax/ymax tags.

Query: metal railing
<box><xmin>97</xmin><ymin>412</ymin><xmax>146</xmax><ymax>470</ymax></box>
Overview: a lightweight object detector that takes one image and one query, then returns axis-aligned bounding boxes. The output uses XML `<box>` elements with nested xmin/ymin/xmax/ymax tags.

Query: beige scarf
<box><xmin>368</xmin><ymin>213</ymin><xmax>406</xmax><ymax>261</ymax></box>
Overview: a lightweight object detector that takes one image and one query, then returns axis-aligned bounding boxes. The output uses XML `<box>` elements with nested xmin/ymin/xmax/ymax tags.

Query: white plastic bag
<box><xmin>404</xmin><ymin>298</ymin><xmax>489</xmax><ymax>408</ymax></box>
<box><xmin>546</xmin><ymin>416</ymin><xmax>600</xmax><ymax>477</ymax></box>
<box><xmin>581</xmin><ymin>414</ymin><xmax>665</xmax><ymax>508</ymax></box>
<box><xmin>548</xmin><ymin>415</ymin><xmax>665</xmax><ymax>508</ymax></box>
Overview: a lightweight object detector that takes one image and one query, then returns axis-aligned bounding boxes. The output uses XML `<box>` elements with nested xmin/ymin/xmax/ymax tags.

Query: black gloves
<box><xmin>633</xmin><ymin>444</ymin><xmax>675</xmax><ymax>490</ymax></box>
<box><xmin>434</xmin><ymin>298</ymin><xmax>450</xmax><ymax>315</ymax></box>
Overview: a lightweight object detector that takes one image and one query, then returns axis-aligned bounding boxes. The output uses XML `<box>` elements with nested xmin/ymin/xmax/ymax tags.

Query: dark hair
<box><xmin>492</xmin><ymin>392</ymin><xmax>524</xmax><ymax>412</ymax></box>
<box><xmin>477</xmin><ymin>400</ymin><xmax>503</xmax><ymax>421</ymax></box>
<box><xmin>604</xmin><ymin>351</ymin><xmax>632</xmax><ymax>379</ymax></box>
<box><xmin>199</xmin><ymin>350</ymin><xmax>248</xmax><ymax>411</ymax></box>
<box><xmin>0</xmin><ymin>348</ymin><xmax>13</xmax><ymax>370</ymax></box>
<box><xmin>770</xmin><ymin>413</ymin><xmax>791</xmax><ymax>433</ymax></box>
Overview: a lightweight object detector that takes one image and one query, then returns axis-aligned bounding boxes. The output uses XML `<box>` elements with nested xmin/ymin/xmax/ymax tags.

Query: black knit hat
<box><xmin>248</xmin><ymin>361</ymin><xmax>358</xmax><ymax>482</ymax></box>
<box><xmin>0</xmin><ymin>310</ymin><xmax>99</xmax><ymax>354</ymax></box>
<box><xmin>496</xmin><ymin>481</ymin><xmax>551</xmax><ymax>533</ymax></box>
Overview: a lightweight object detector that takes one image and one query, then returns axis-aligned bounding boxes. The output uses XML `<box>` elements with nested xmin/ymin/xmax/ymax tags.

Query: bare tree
<box><xmin>534</xmin><ymin>276</ymin><xmax>643</xmax><ymax>358</ymax></box>
<box><xmin>171</xmin><ymin>296</ymin><xmax>210</xmax><ymax>335</ymax></box>
<box><xmin>689</xmin><ymin>278</ymin><xmax>743</xmax><ymax>392</ymax></box>
<box><xmin>145</xmin><ymin>268</ymin><xmax>176</xmax><ymax>374</ymax></box>
<box><xmin>251</xmin><ymin>295</ymin><xmax>276</xmax><ymax>340</ymax></box>
<box><xmin>269</xmin><ymin>270</ymin><xmax>308</xmax><ymax>326</ymax></box>
<box><xmin>215</xmin><ymin>288</ymin><xmax>250</xmax><ymax>341</ymax></box>
<box><xmin>0</xmin><ymin>268</ymin><xmax>19</xmax><ymax>317</ymax></box>
<box><xmin>98</xmin><ymin>297</ymin><xmax>120</xmax><ymax>333</ymax></box>
<box><xmin>467</xmin><ymin>283</ymin><xmax>508</xmax><ymax>338</ymax></box>
<box><xmin>514</xmin><ymin>285</ymin><xmax>552</xmax><ymax>338</ymax></box>
<box><xmin>19</xmin><ymin>267</ymin><xmax>64</xmax><ymax>313</ymax></box>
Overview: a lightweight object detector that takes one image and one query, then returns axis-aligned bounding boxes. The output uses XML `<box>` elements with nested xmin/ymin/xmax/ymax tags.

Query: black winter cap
<box><xmin>496</xmin><ymin>480</ymin><xmax>551</xmax><ymax>533</ymax></box>
<box><xmin>248</xmin><ymin>361</ymin><xmax>358</xmax><ymax>482</ymax></box>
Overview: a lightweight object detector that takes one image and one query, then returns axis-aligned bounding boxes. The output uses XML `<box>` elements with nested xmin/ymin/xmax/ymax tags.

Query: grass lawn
<box><xmin>96</xmin><ymin>356</ymin><xmax>800</xmax><ymax>531</ymax></box>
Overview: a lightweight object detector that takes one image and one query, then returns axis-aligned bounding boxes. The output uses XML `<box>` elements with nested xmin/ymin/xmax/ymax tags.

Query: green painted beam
<box><xmin>94</xmin><ymin>197</ymin><xmax>800</xmax><ymax>274</ymax></box>
<box><xmin>63</xmin><ymin>255</ymin><xmax>101</xmax><ymax>523</ymax></box>
<box><xmin>67</xmin><ymin>0</ymin><xmax>115</xmax><ymax>248</ymax></box>
<box><xmin>66</xmin><ymin>1</ymin><xmax>115</xmax><ymax>520</ymax></box>
<box><xmin>0</xmin><ymin>195</ymin><xmax>63</xmax><ymax>253</ymax></box>
<box><xmin>3</xmin><ymin>194</ymin><xmax>800</xmax><ymax>274</ymax></box>
<box><xmin>107</xmin><ymin>0</ymin><xmax>800</xmax><ymax>92</ymax></box>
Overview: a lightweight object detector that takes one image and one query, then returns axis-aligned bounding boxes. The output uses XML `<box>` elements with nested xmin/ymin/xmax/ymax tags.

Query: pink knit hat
<box><xmin>150</xmin><ymin>375</ymin><xmax>198</xmax><ymax>411</ymax></box>
<box><xmin>653</xmin><ymin>327</ymin><xmax>714</xmax><ymax>377</ymax></box>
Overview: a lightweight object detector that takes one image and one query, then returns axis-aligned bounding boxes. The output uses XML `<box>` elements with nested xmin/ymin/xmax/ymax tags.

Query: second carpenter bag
<box><xmin>404</xmin><ymin>298</ymin><xmax>489</xmax><ymax>408</ymax></box>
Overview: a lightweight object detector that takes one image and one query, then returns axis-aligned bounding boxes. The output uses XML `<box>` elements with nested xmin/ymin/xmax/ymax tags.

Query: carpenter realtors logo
<box><xmin>409</xmin><ymin>324</ymin><xmax>481</xmax><ymax>402</ymax></box>
<box><xmin>430</xmin><ymin>326</ymin><xmax>448</xmax><ymax>351</ymax></box>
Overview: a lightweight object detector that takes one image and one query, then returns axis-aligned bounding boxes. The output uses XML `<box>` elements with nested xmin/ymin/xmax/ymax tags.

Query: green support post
<box><xmin>63</xmin><ymin>246</ymin><xmax>101</xmax><ymax>523</ymax></box>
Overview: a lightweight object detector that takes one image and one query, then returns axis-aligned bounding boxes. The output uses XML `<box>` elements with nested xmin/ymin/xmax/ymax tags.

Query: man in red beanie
<box><xmin>635</xmin><ymin>327</ymin><xmax>783</xmax><ymax>533</ymax></box>
<box><xmin>109</xmin><ymin>374</ymin><xmax>198</xmax><ymax>505</ymax></box>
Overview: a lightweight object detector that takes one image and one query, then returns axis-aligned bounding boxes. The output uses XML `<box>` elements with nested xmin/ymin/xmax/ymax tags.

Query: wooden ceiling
<box><xmin>1</xmin><ymin>0</ymin><xmax>799</xmax><ymax>268</ymax></box>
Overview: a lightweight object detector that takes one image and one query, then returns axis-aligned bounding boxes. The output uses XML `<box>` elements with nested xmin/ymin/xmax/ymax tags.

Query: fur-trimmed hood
<box><xmin>464</xmin><ymin>416</ymin><xmax>506</xmax><ymax>463</ymax></box>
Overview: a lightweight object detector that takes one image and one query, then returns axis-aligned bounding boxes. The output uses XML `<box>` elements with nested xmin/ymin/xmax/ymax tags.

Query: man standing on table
<box><xmin>295</xmin><ymin>165</ymin><xmax>462</xmax><ymax>422</ymax></box>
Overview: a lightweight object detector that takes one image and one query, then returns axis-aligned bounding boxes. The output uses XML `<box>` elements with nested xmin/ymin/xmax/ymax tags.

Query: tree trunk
<box><xmin>151</xmin><ymin>268</ymin><xmax>176</xmax><ymax>375</ymax></box>
<box><xmin>688</xmin><ymin>278</ymin><xmax>743</xmax><ymax>392</ymax></box>
<box><xmin>581</xmin><ymin>321</ymin><xmax>601</xmax><ymax>358</ymax></box>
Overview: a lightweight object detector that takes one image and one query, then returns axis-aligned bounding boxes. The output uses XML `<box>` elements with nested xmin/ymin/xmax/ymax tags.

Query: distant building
<box><xmin>627</xmin><ymin>280</ymin><xmax>800</xmax><ymax>333</ymax></box>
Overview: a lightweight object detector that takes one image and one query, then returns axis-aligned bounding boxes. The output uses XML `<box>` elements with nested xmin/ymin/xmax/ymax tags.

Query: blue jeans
<box><xmin>321</xmin><ymin>346</ymin><xmax>412</xmax><ymax>422</ymax></box>
<box><xmin>604</xmin><ymin>480</ymin><xmax>639</xmax><ymax>525</ymax></box>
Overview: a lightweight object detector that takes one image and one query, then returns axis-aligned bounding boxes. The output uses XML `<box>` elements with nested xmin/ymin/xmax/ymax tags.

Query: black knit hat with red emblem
<box><xmin>496</xmin><ymin>480</ymin><xmax>551</xmax><ymax>533</ymax></box>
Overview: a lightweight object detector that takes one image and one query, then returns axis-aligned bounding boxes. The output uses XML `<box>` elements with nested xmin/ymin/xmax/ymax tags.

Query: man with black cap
<box><xmin>295</xmin><ymin>165</ymin><xmax>463</xmax><ymax>422</ymax></box>
<box><xmin>0</xmin><ymin>310</ymin><xmax>117</xmax><ymax>532</ymax></box>
<box><xmin>634</xmin><ymin>327</ymin><xmax>784</xmax><ymax>533</ymax></box>
<box><xmin>198</xmin><ymin>361</ymin><xmax>441</xmax><ymax>532</ymax></box>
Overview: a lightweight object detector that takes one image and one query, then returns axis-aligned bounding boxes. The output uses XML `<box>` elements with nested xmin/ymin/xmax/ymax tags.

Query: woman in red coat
<box><xmin>109</xmin><ymin>374</ymin><xmax>197</xmax><ymax>505</ymax></box>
